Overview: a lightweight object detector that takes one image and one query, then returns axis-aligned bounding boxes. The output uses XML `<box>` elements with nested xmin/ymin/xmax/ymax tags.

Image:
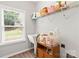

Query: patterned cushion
<box><xmin>37</xmin><ymin>32</ymin><xmax>59</xmax><ymax>47</ymax></box>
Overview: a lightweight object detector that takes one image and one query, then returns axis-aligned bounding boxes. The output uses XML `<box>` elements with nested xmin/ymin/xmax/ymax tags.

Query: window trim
<box><xmin>0</xmin><ymin>39</ymin><xmax>26</xmax><ymax>46</ymax></box>
<box><xmin>0</xmin><ymin>6</ymin><xmax>26</xmax><ymax>44</ymax></box>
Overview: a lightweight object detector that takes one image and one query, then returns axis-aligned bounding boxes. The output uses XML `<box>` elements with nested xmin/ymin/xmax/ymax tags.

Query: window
<box><xmin>0</xmin><ymin>7</ymin><xmax>25</xmax><ymax>43</ymax></box>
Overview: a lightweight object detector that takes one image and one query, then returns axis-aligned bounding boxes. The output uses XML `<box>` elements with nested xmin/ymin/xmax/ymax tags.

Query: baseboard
<box><xmin>2</xmin><ymin>47</ymin><xmax>34</xmax><ymax>58</ymax></box>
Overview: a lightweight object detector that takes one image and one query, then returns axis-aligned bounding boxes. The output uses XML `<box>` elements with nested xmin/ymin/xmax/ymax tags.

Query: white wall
<box><xmin>0</xmin><ymin>1</ymin><xmax>36</xmax><ymax>57</ymax></box>
<box><xmin>36</xmin><ymin>2</ymin><xmax>79</xmax><ymax>57</ymax></box>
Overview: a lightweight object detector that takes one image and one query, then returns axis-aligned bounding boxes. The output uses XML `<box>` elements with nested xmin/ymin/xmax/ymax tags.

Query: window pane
<box><xmin>5</xmin><ymin>27</ymin><xmax>23</xmax><ymax>41</ymax></box>
<box><xmin>4</xmin><ymin>10</ymin><xmax>22</xmax><ymax>26</ymax></box>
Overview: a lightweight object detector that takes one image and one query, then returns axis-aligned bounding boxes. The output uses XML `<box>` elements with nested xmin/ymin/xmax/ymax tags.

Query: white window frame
<box><xmin>0</xmin><ymin>5</ymin><xmax>26</xmax><ymax>45</ymax></box>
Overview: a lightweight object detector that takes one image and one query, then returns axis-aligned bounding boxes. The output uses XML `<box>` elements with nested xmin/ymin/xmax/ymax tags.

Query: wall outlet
<box><xmin>61</xmin><ymin>43</ymin><xmax>65</xmax><ymax>48</ymax></box>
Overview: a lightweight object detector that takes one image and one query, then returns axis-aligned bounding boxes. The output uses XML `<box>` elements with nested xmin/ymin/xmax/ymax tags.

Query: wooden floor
<box><xmin>9</xmin><ymin>49</ymin><xmax>35</xmax><ymax>58</ymax></box>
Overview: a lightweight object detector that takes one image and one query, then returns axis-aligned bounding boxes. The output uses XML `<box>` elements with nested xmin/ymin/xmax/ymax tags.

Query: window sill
<box><xmin>0</xmin><ymin>39</ymin><xmax>26</xmax><ymax>46</ymax></box>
